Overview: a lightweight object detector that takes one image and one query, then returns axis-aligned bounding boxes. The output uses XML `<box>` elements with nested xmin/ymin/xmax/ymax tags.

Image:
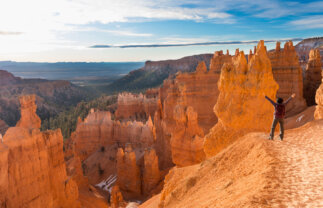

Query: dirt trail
<box><xmin>140</xmin><ymin>120</ymin><xmax>323</xmax><ymax>208</ymax></box>
<box><xmin>263</xmin><ymin>120</ymin><xmax>323</xmax><ymax>207</ymax></box>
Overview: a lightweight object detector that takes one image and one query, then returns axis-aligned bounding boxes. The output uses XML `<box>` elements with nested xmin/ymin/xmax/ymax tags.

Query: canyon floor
<box><xmin>141</xmin><ymin>119</ymin><xmax>323</xmax><ymax>208</ymax></box>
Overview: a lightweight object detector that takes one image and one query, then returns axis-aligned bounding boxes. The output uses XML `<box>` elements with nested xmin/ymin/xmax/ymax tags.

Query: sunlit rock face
<box><xmin>314</xmin><ymin>69</ymin><xmax>323</xmax><ymax>120</ymax></box>
<box><xmin>72</xmin><ymin>110</ymin><xmax>155</xmax><ymax>161</ymax></box>
<box><xmin>70</xmin><ymin>108</ymin><xmax>162</xmax><ymax>201</ymax></box>
<box><xmin>158</xmin><ymin>60</ymin><xmax>222</xmax><ymax>167</ymax></box>
<box><xmin>170</xmin><ymin>104</ymin><xmax>205</xmax><ymax>167</ymax></box>
<box><xmin>115</xmin><ymin>92</ymin><xmax>159</xmax><ymax>121</ymax></box>
<box><xmin>16</xmin><ymin>94</ymin><xmax>41</xmax><ymax>129</ymax></box>
<box><xmin>268</xmin><ymin>41</ymin><xmax>307</xmax><ymax>115</ymax></box>
<box><xmin>143</xmin><ymin>148</ymin><xmax>161</xmax><ymax>195</ymax></box>
<box><xmin>116</xmin><ymin>145</ymin><xmax>141</xmax><ymax>200</ymax></box>
<box><xmin>204</xmin><ymin>40</ymin><xmax>279</xmax><ymax>157</ymax></box>
<box><xmin>0</xmin><ymin>95</ymin><xmax>80</xmax><ymax>208</ymax></box>
<box><xmin>305</xmin><ymin>49</ymin><xmax>322</xmax><ymax>106</ymax></box>
<box><xmin>209</xmin><ymin>50</ymin><xmax>232</xmax><ymax>73</ymax></box>
<box><xmin>110</xmin><ymin>185</ymin><xmax>125</xmax><ymax>208</ymax></box>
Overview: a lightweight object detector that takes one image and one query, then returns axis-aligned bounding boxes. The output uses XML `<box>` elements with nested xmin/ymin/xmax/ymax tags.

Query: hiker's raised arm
<box><xmin>284</xmin><ymin>93</ymin><xmax>295</xmax><ymax>105</ymax></box>
<box><xmin>265</xmin><ymin>95</ymin><xmax>276</xmax><ymax>106</ymax></box>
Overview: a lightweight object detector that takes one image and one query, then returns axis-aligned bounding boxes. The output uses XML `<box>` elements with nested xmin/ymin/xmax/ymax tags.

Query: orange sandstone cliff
<box><xmin>116</xmin><ymin>144</ymin><xmax>141</xmax><ymax>199</ymax></box>
<box><xmin>304</xmin><ymin>49</ymin><xmax>322</xmax><ymax>106</ymax></box>
<box><xmin>70</xmin><ymin>109</ymin><xmax>162</xmax><ymax>201</ymax></box>
<box><xmin>268</xmin><ymin>41</ymin><xmax>307</xmax><ymax>115</ymax></box>
<box><xmin>158</xmin><ymin>58</ymin><xmax>225</xmax><ymax>167</ymax></box>
<box><xmin>204</xmin><ymin>40</ymin><xmax>279</xmax><ymax>157</ymax></box>
<box><xmin>115</xmin><ymin>92</ymin><xmax>158</xmax><ymax>121</ymax></box>
<box><xmin>143</xmin><ymin>148</ymin><xmax>161</xmax><ymax>196</ymax></box>
<box><xmin>72</xmin><ymin>110</ymin><xmax>155</xmax><ymax>162</ymax></box>
<box><xmin>0</xmin><ymin>95</ymin><xmax>80</xmax><ymax>208</ymax></box>
<box><xmin>314</xmin><ymin>68</ymin><xmax>323</xmax><ymax>119</ymax></box>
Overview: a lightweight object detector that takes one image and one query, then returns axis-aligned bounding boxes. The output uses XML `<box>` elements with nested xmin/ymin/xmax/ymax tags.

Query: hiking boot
<box><xmin>268</xmin><ymin>137</ymin><xmax>273</xmax><ymax>140</ymax></box>
<box><xmin>279</xmin><ymin>137</ymin><xmax>283</xmax><ymax>141</ymax></box>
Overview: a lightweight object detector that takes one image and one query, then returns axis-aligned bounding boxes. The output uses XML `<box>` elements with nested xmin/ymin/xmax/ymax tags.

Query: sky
<box><xmin>0</xmin><ymin>0</ymin><xmax>322</xmax><ymax>62</ymax></box>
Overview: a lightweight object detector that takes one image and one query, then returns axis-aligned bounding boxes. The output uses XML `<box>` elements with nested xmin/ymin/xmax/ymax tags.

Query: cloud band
<box><xmin>90</xmin><ymin>38</ymin><xmax>304</xmax><ymax>48</ymax></box>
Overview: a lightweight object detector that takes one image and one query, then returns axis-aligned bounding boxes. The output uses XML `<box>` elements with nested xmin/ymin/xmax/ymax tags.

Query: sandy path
<box><xmin>265</xmin><ymin>120</ymin><xmax>323</xmax><ymax>207</ymax></box>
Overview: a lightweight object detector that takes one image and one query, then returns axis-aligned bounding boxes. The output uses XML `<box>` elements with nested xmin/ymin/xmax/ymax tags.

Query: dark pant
<box><xmin>270</xmin><ymin>117</ymin><xmax>284</xmax><ymax>140</ymax></box>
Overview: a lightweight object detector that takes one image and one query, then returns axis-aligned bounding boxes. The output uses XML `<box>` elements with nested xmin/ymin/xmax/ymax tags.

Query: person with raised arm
<box><xmin>265</xmin><ymin>93</ymin><xmax>296</xmax><ymax>141</ymax></box>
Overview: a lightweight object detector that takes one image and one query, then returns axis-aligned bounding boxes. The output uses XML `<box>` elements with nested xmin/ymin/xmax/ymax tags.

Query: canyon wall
<box><xmin>204</xmin><ymin>40</ymin><xmax>279</xmax><ymax>157</ymax></box>
<box><xmin>71</xmin><ymin>109</ymin><xmax>162</xmax><ymax>201</ymax></box>
<box><xmin>158</xmin><ymin>59</ymin><xmax>225</xmax><ymax>167</ymax></box>
<box><xmin>268</xmin><ymin>41</ymin><xmax>307</xmax><ymax>115</ymax></box>
<box><xmin>304</xmin><ymin>49</ymin><xmax>322</xmax><ymax>106</ymax></box>
<box><xmin>0</xmin><ymin>95</ymin><xmax>80</xmax><ymax>208</ymax></box>
<box><xmin>108</xmin><ymin>54</ymin><xmax>213</xmax><ymax>93</ymax></box>
<box><xmin>72</xmin><ymin>110</ymin><xmax>155</xmax><ymax>161</ymax></box>
<box><xmin>115</xmin><ymin>92</ymin><xmax>158</xmax><ymax>121</ymax></box>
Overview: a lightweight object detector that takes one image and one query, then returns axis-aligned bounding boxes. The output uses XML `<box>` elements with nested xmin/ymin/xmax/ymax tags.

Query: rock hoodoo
<box><xmin>16</xmin><ymin>94</ymin><xmax>41</xmax><ymax>129</ymax></box>
<box><xmin>304</xmin><ymin>49</ymin><xmax>322</xmax><ymax>106</ymax></box>
<box><xmin>143</xmin><ymin>148</ymin><xmax>161</xmax><ymax>195</ymax></box>
<box><xmin>157</xmin><ymin>59</ymin><xmax>224</xmax><ymax>167</ymax></box>
<box><xmin>204</xmin><ymin>40</ymin><xmax>279</xmax><ymax>157</ymax></box>
<box><xmin>0</xmin><ymin>95</ymin><xmax>81</xmax><ymax>208</ymax></box>
<box><xmin>116</xmin><ymin>144</ymin><xmax>141</xmax><ymax>199</ymax></box>
<box><xmin>209</xmin><ymin>50</ymin><xmax>232</xmax><ymax>72</ymax></box>
<box><xmin>171</xmin><ymin>105</ymin><xmax>205</xmax><ymax>167</ymax></box>
<box><xmin>110</xmin><ymin>185</ymin><xmax>125</xmax><ymax>208</ymax></box>
<box><xmin>268</xmin><ymin>41</ymin><xmax>307</xmax><ymax>115</ymax></box>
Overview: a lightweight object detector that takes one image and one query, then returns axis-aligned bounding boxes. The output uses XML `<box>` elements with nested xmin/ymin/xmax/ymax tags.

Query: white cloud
<box><xmin>100</xmin><ymin>30</ymin><xmax>153</xmax><ymax>37</ymax></box>
<box><xmin>290</xmin><ymin>15</ymin><xmax>323</xmax><ymax>29</ymax></box>
<box><xmin>76</xmin><ymin>27</ymin><xmax>153</xmax><ymax>37</ymax></box>
<box><xmin>0</xmin><ymin>0</ymin><xmax>321</xmax><ymax>57</ymax></box>
<box><xmin>0</xmin><ymin>0</ymin><xmax>233</xmax><ymax>53</ymax></box>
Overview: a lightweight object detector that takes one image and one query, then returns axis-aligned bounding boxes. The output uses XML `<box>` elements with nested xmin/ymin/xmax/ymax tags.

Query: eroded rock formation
<box><xmin>209</xmin><ymin>50</ymin><xmax>232</xmax><ymax>72</ymax></box>
<box><xmin>314</xmin><ymin>71</ymin><xmax>323</xmax><ymax>120</ymax></box>
<box><xmin>110</xmin><ymin>185</ymin><xmax>125</xmax><ymax>208</ymax></box>
<box><xmin>16</xmin><ymin>94</ymin><xmax>41</xmax><ymax>129</ymax></box>
<box><xmin>115</xmin><ymin>92</ymin><xmax>159</xmax><ymax>121</ymax></box>
<box><xmin>268</xmin><ymin>41</ymin><xmax>307</xmax><ymax>115</ymax></box>
<box><xmin>171</xmin><ymin>105</ymin><xmax>205</xmax><ymax>167</ymax></box>
<box><xmin>157</xmin><ymin>60</ymin><xmax>223</xmax><ymax>167</ymax></box>
<box><xmin>0</xmin><ymin>95</ymin><xmax>80</xmax><ymax>208</ymax></box>
<box><xmin>304</xmin><ymin>49</ymin><xmax>322</xmax><ymax>106</ymax></box>
<box><xmin>204</xmin><ymin>40</ymin><xmax>279</xmax><ymax>157</ymax></box>
<box><xmin>72</xmin><ymin>110</ymin><xmax>155</xmax><ymax>161</ymax></box>
<box><xmin>116</xmin><ymin>144</ymin><xmax>141</xmax><ymax>199</ymax></box>
<box><xmin>143</xmin><ymin>148</ymin><xmax>161</xmax><ymax>195</ymax></box>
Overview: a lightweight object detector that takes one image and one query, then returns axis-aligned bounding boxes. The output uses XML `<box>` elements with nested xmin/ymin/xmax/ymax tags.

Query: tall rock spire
<box><xmin>16</xmin><ymin>94</ymin><xmax>41</xmax><ymax>129</ymax></box>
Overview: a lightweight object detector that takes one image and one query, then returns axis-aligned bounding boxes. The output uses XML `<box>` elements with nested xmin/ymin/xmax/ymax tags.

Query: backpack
<box><xmin>276</xmin><ymin>104</ymin><xmax>285</xmax><ymax>118</ymax></box>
